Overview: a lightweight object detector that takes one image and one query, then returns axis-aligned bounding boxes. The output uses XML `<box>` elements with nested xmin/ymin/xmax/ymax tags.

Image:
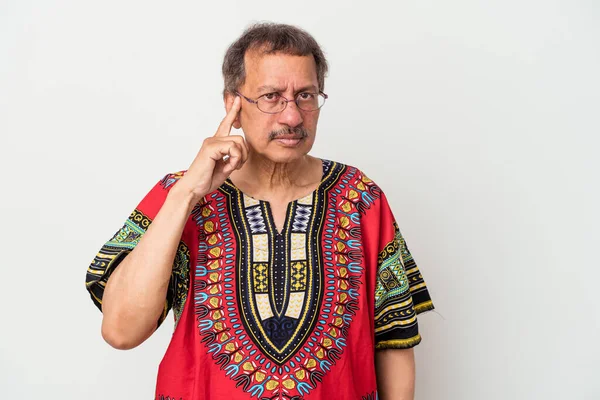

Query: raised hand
<box><xmin>176</xmin><ymin>96</ymin><xmax>248</xmax><ymax>203</ymax></box>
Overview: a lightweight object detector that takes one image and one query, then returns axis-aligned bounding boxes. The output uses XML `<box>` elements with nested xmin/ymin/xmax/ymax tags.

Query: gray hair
<box><xmin>222</xmin><ymin>22</ymin><xmax>328</xmax><ymax>97</ymax></box>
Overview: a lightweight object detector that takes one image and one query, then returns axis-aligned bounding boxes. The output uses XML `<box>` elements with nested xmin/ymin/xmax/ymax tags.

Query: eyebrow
<box><xmin>256</xmin><ymin>85</ymin><xmax>319</xmax><ymax>94</ymax></box>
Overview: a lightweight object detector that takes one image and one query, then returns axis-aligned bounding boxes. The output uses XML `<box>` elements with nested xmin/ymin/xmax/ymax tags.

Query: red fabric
<box><xmin>86</xmin><ymin>161</ymin><xmax>433</xmax><ymax>400</ymax></box>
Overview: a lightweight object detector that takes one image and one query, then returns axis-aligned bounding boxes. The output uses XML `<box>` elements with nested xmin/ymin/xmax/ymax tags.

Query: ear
<box><xmin>224</xmin><ymin>93</ymin><xmax>242</xmax><ymax>129</ymax></box>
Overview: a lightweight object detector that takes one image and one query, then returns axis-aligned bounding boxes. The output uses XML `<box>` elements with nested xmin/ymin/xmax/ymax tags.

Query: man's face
<box><xmin>230</xmin><ymin>50</ymin><xmax>321</xmax><ymax>164</ymax></box>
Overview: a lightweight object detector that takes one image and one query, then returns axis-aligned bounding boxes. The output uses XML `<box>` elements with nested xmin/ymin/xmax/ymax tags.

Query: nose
<box><xmin>277</xmin><ymin>99</ymin><xmax>304</xmax><ymax>128</ymax></box>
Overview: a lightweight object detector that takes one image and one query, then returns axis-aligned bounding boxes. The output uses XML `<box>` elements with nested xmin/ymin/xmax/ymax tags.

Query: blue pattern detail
<box><xmin>292</xmin><ymin>205</ymin><xmax>311</xmax><ymax>232</ymax></box>
<box><xmin>245</xmin><ymin>205</ymin><xmax>267</xmax><ymax>234</ymax></box>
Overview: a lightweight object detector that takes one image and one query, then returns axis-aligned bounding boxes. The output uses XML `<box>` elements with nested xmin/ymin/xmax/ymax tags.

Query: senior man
<box><xmin>86</xmin><ymin>22</ymin><xmax>434</xmax><ymax>400</ymax></box>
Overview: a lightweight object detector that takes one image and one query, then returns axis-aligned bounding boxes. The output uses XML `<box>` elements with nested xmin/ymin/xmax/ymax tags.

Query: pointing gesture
<box><xmin>216</xmin><ymin>96</ymin><xmax>242</xmax><ymax>137</ymax></box>
<box><xmin>176</xmin><ymin>96</ymin><xmax>249</xmax><ymax>203</ymax></box>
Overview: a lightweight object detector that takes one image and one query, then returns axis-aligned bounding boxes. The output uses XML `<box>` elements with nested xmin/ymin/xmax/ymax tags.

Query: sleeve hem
<box><xmin>375</xmin><ymin>334</ymin><xmax>422</xmax><ymax>350</ymax></box>
<box><xmin>414</xmin><ymin>300</ymin><xmax>435</xmax><ymax>314</ymax></box>
<box><xmin>85</xmin><ymin>250</ymin><xmax>131</xmax><ymax>311</ymax></box>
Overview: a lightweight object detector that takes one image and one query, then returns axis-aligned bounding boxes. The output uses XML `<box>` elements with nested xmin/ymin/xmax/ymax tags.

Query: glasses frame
<box><xmin>234</xmin><ymin>90</ymin><xmax>328</xmax><ymax>114</ymax></box>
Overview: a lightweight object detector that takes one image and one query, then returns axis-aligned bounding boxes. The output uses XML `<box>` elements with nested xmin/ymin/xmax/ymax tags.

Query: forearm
<box><xmin>101</xmin><ymin>186</ymin><xmax>197</xmax><ymax>349</ymax></box>
<box><xmin>375</xmin><ymin>348</ymin><xmax>416</xmax><ymax>400</ymax></box>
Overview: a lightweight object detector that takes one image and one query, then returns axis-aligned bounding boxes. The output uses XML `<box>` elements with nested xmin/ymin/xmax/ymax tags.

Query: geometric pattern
<box><xmin>292</xmin><ymin>205</ymin><xmax>311</xmax><ymax>232</ymax></box>
<box><xmin>189</xmin><ymin>160</ymin><xmax>381</xmax><ymax>398</ymax></box>
<box><xmin>85</xmin><ymin>159</ymin><xmax>434</xmax><ymax>400</ymax></box>
<box><xmin>245</xmin><ymin>204</ymin><xmax>267</xmax><ymax>234</ymax></box>
<box><xmin>374</xmin><ymin>222</ymin><xmax>433</xmax><ymax>349</ymax></box>
<box><xmin>85</xmin><ymin>208</ymin><xmax>190</xmax><ymax>328</ymax></box>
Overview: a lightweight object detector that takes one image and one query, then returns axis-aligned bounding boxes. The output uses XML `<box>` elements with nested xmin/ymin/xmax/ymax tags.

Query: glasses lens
<box><xmin>257</xmin><ymin>94</ymin><xmax>286</xmax><ymax>114</ymax></box>
<box><xmin>297</xmin><ymin>93</ymin><xmax>326</xmax><ymax>111</ymax></box>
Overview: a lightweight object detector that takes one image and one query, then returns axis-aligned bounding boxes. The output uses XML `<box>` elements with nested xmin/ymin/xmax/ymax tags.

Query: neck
<box><xmin>254</xmin><ymin>154</ymin><xmax>311</xmax><ymax>187</ymax></box>
<box><xmin>230</xmin><ymin>152</ymin><xmax>321</xmax><ymax>199</ymax></box>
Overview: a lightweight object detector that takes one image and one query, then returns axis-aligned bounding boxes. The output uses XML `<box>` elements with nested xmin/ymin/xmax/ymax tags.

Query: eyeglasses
<box><xmin>235</xmin><ymin>90</ymin><xmax>328</xmax><ymax>114</ymax></box>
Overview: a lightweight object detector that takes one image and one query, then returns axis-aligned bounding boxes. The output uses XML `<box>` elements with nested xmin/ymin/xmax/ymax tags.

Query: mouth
<box><xmin>273</xmin><ymin>136</ymin><xmax>305</xmax><ymax>147</ymax></box>
<box><xmin>273</xmin><ymin>132</ymin><xmax>307</xmax><ymax>147</ymax></box>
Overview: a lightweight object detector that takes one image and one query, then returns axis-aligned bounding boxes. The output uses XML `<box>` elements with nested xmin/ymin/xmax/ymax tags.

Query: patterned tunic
<box><xmin>85</xmin><ymin>159</ymin><xmax>434</xmax><ymax>400</ymax></box>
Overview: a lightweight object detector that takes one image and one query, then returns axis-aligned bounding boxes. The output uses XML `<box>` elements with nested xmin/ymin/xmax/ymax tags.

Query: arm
<box><xmin>100</xmin><ymin>187</ymin><xmax>196</xmax><ymax>350</ymax></box>
<box><xmin>375</xmin><ymin>348</ymin><xmax>416</xmax><ymax>400</ymax></box>
<box><xmin>358</xmin><ymin>184</ymin><xmax>434</xmax><ymax>399</ymax></box>
<box><xmin>97</xmin><ymin>95</ymin><xmax>247</xmax><ymax>350</ymax></box>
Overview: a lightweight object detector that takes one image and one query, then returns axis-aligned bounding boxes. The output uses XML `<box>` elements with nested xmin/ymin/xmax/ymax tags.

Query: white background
<box><xmin>1</xmin><ymin>0</ymin><xmax>599</xmax><ymax>399</ymax></box>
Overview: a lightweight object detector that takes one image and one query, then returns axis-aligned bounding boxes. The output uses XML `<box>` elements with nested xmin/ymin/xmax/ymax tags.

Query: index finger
<box><xmin>215</xmin><ymin>96</ymin><xmax>241</xmax><ymax>137</ymax></box>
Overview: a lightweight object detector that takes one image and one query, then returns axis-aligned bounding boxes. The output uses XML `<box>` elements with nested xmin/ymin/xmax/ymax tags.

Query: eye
<box><xmin>297</xmin><ymin>92</ymin><xmax>315</xmax><ymax>101</ymax></box>
<box><xmin>262</xmin><ymin>92</ymin><xmax>281</xmax><ymax>102</ymax></box>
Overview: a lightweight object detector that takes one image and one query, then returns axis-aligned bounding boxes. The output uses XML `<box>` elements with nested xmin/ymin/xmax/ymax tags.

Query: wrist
<box><xmin>167</xmin><ymin>184</ymin><xmax>204</xmax><ymax>215</ymax></box>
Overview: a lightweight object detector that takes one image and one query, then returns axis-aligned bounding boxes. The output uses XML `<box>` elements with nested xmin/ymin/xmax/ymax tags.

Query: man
<box><xmin>85</xmin><ymin>23</ymin><xmax>434</xmax><ymax>400</ymax></box>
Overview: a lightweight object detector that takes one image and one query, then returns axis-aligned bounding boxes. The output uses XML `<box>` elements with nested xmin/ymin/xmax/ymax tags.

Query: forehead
<box><xmin>243</xmin><ymin>50</ymin><xmax>318</xmax><ymax>92</ymax></box>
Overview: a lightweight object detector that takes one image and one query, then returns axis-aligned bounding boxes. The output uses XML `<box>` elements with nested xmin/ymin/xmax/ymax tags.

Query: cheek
<box><xmin>241</xmin><ymin>117</ymin><xmax>274</xmax><ymax>145</ymax></box>
<box><xmin>304</xmin><ymin>113</ymin><xmax>320</xmax><ymax>133</ymax></box>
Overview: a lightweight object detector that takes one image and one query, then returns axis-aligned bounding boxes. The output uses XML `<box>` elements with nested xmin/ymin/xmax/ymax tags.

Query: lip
<box><xmin>273</xmin><ymin>137</ymin><xmax>304</xmax><ymax>147</ymax></box>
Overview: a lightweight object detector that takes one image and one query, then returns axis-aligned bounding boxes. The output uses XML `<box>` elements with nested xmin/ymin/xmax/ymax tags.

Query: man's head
<box><xmin>222</xmin><ymin>23</ymin><xmax>329</xmax><ymax>164</ymax></box>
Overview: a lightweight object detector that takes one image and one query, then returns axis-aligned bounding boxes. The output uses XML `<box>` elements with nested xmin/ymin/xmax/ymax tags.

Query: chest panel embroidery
<box><xmin>235</xmin><ymin>191</ymin><xmax>322</xmax><ymax>364</ymax></box>
<box><xmin>191</xmin><ymin>162</ymin><xmax>381</xmax><ymax>399</ymax></box>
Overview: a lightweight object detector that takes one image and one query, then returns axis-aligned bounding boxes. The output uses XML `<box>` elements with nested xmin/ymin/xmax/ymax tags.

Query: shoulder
<box><xmin>133</xmin><ymin>170</ymin><xmax>188</xmax><ymax>217</ymax></box>
<box><xmin>323</xmin><ymin>158</ymin><xmax>386</xmax><ymax>214</ymax></box>
<box><xmin>324</xmin><ymin>158</ymin><xmax>384</xmax><ymax>195</ymax></box>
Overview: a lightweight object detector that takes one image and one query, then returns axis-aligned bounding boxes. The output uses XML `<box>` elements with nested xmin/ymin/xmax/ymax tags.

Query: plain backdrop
<box><xmin>1</xmin><ymin>0</ymin><xmax>599</xmax><ymax>399</ymax></box>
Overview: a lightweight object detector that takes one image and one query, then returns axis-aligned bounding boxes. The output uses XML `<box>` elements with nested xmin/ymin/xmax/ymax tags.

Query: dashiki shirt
<box><xmin>86</xmin><ymin>159</ymin><xmax>434</xmax><ymax>400</ymax></box>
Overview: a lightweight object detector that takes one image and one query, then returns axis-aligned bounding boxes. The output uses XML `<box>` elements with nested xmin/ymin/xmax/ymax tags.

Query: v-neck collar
<box><xmin>262</xmin><ymin>200</ymin><xmax>294</xmax><ymax>236</ymax></box>
<box><xmin>224</xmin><ymin>158</ymin><xmax>328</xmax><ymax>236</ymax></box>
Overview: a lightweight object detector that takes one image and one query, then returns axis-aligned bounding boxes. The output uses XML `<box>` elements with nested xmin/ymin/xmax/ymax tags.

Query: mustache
<box><xmin>268</xmin><ymin>127</ymin><xmax>309</xmax><ymax>141</ymax></box>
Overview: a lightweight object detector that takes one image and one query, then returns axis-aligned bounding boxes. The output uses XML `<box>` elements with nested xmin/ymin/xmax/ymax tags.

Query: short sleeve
<box><xmin>372</xmin><ymin>193</ymin><xmax>434</xmax><ymax>350</ymax></box>
<box><xmin>84</xmin><ymin>172</ymin><xmax>191</xmax><ymax>328</ymax></box>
